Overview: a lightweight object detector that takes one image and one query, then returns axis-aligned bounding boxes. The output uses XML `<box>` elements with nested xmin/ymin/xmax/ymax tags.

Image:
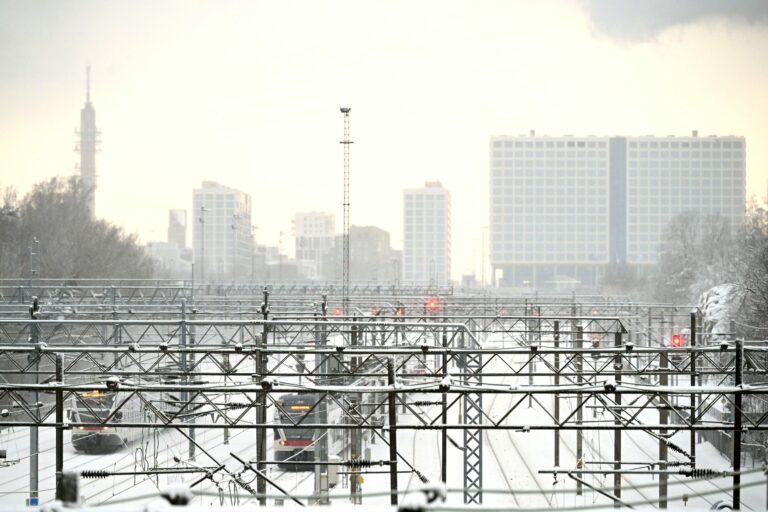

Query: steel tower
<box><xmin>340</xmin><ymin>107</ymin><xmax>352</xmax><ymax>314</ymax></box>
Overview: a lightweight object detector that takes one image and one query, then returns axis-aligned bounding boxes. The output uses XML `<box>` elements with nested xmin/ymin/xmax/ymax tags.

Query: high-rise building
<box><xmin>77</xmin><ymin>66</ymin><xmax>99</xmax><ymax>217</ymax></box>
<box><xmin>293</xmin><ymin>212</ymin><xmax>335</xmax><ymax>281</ymax></box>
<box><xmin>168</xmin><ymin>209</ymin><xmax>187</xmax><ymax>249</ymax></box>
<box><xmin>192</xmin><ymin>181</ymin><xmax>253</xmax><ymax>282</ymax></box>
<box><xmin>489</xmin><ymin>131</ymin><xmax>746</xmax><ymax>288</ymax></box>
<box><xmin>403</xmin><ymin>182</ymin><xmax>452</xmax><ymax>285</ymax></box>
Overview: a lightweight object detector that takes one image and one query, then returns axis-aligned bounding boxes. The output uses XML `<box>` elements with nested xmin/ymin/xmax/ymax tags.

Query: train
<box><xmin>69</xmin><ymin>387</ymin><xmax>162</xmax><ymax>454</ymax></box>
<box><xmin>273</xmin><ymin>393</ymin><xmax>346</xmax><ymax>469</ymax></box>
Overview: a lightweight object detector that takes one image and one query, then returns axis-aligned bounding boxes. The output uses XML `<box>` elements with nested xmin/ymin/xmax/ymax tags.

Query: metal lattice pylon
<box><xmin>340</xmin><ymin>107</ymin><xmax>352</xmax><ymax>315</ymax></box>
<box><xmin>462</xmin><ymin>348</ymin><xmax>483</xmax><ymax>503</ymax></box>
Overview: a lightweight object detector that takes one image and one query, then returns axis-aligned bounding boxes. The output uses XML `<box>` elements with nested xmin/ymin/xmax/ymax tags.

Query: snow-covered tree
<box><xmin>733</xmin><ymin>203</ymin><xmax>768</xmax><ymax>339</ymax></box>
<box><xmin>653</xmin><ymin>211</ymin><xmax>734</xmax><ymax>303</ymax></box>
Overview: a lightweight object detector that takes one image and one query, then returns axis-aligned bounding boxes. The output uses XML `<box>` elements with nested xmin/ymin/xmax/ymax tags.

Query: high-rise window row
<box><xmin>489</xmin><ymin>133</ymin><xmax>746</xmax><ymax>288</ymax></box>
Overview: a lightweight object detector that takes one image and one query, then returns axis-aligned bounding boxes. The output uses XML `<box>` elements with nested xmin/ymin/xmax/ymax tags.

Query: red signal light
<box><xmin>395</xmin><ymin>307</ymin><xmax>404</xmax><ymax>317</ymax></box>
<box><xmin>425</xmin><ymin>297</ymin><xmax>439</xmax><ymax>313</ymax></box>
<box><xmin>333</xmin><ymin>308</ymin><xmax>342</xmax><ymax>317</ymax></box>
<box><xmin>671</xmin><ymin>334</ymin><xmax>683</xmax><ymax>347</ymax></box>
<box><xmin>370</xmin><ymin>307</ymin><xmax>378</xmax><ymax>315</ymax></box>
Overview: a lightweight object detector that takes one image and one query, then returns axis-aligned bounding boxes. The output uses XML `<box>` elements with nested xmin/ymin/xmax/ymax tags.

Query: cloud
<box><xmin>582</xmin><ymin>0</ymin><xmax>768</xmax><ymax>42</ymax></box>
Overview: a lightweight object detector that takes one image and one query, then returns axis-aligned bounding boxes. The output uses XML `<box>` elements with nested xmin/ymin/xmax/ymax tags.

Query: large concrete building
<box><xmin>192</xmin><ymin>181</ymin><xmax>253</xmax><ymax>282</ymax></box>
<box><xmin>490</xmin><ymin>131</ymin><xmax>746</xmax><ymax>288</ymax></box>
<box><xmin>403</xmin><ymin>182</ymin><xmax>452</xmax><ymax>285</ymax></box>
<box><xmin>168</xmin><ymin>209</ymin><xmax>187</xmax><ymax>249</ymax></box>
<box><xmin>293</xmin><ymin>212</ymin><xmax>335</xmax><ymax>280</ymax></box>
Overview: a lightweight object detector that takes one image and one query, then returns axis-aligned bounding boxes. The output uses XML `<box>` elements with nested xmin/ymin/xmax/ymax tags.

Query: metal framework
<box><xmin>340</xmin><ymin>108</ymin><xmax>352</xmax><ymax>315</ymax></box>
<box><xmin>0</xmin><ymin>295</ymin><xmax>761</xmax><ymax>508</ymax></box>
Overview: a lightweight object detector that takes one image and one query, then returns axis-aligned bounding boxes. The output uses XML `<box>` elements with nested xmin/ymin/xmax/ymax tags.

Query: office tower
<box><xmin>403</xmin><ymin>182</ymin><xmax>452</xmax><ymax>285</ymax></box>
<box><xmin>192</xmin><ymin>181</ymin><xmax>253</xmax><ymax>282</ymax></box>
<box><xmin>168</xmin><ymin>209</ymin><xmax>187</xmax><ymax>249</ymax></box>
<box><xmin>293</xmin><ymin>212</ymin><xmax>335</xmax><ymax>281</ymax></box>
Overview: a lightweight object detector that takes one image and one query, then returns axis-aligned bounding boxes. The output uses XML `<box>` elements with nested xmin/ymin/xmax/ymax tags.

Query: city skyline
<box><xmin>1</xmin><ymin>1</ymin><xmax>767</xmax><ymax>281</ymax></box>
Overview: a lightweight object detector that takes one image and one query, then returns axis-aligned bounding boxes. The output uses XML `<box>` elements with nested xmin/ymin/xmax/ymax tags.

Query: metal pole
<box><xmin>734</xmin><ymin>339</ymin><xmax>743</xmax><ymax>510</ymax></box>
<box><xmin>223</xmin><ymin>352</ymin><xmax>230</xmax><ymax>445</ymax></box>
<box><xmin>690</xmin><ymin>312</ymin><xmax>697</xmax><ymax>464</ymax></box>
<box><xmin>659</xmin><ymin>331</ymin><xmax>668</xmax><ymax>509</ymax></box>
<box><xmin>55</xmin><ymin>355</ymin><xmax>63</xmax><ymax>500</ymax></box>
<box><xmin>442</xmin><ymin>327</ymin><xmax>448</xmax><ymax>483</ymax></box>
<box><xmin>257</xmin><ymin>288</ymin><xmax>269</xmax><ymax>506</ymax></box>
<box><xmin>613</xmin><ymin>331</ymin><xmax>622</xmax><ymax>507</ymax></box>
<box><xmin>180</xmin><ymin>300</ymin><xmax>195</xmax><ymax>461</ymax></box>
<box><xmin>576</xmin><ymin>324</ymin><xmax>583</xmax><ymax>497</ymax></box>
<box><xmin>350</xmin><ymin>318</ymin><xmax>361</xmax><ymax>504</ymax></box>
<box><xmin>387</xmin><ymin>359</ymin><xmax>398</xmax><ymax>505</ymax></box>
<box><xmin>29</xmin><ymin>303</ymin><xmax>39</xmax><ymax>506</ymax></box>
<box><xmin>554</xmin><ymin>320</ymin><xmax>560</xmax><ymax>468</ymax></box>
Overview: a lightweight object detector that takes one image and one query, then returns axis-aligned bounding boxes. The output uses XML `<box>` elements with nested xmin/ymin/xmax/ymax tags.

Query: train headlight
<box><xmin>106</xmin><ymin>376</ymin><xmax>120</xmax><ymax>391</ymax></box>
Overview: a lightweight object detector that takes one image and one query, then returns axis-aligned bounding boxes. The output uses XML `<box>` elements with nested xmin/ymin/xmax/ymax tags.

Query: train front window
<box><xmin>75</xmin><ymin>391</ymin><xmax>115</xmax><ymax>421</ymax></box>
<box><xmin>278</xmin><ymin>398</ymin><xmax>319</xmax><ymax>440</ymax></box>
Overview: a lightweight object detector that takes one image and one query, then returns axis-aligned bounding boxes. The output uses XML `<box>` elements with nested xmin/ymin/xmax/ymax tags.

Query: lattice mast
<box><xmin>340</xmin><ymin>107</ymin><xmax>352</xmax><ymax>314</ymax></box>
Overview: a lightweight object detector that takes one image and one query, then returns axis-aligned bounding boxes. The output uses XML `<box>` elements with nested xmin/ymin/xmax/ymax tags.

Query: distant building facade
<box><xmin>321</xmin><ymin>226</ymin><xmax>402</xmax><ymax>283</ymax></box>
<box><xmin>490</xmin><ymin>132</ymin><xmax>746</xmax><ymax>288</ymax></box>
<box><xmin>145</xmin><ymin>210</ymin><xmax>192</xmax><ymax>279</ymax></box>
<box><xmin>293</xmin><ymin>212</ymin><xmax>335</xmax><ymax>280</ymax></box>
<box><xmin>403</xmin><ymin>182</ymin><xmax>452</xmax><ymax>285</ymax></box>
<box><xmin>146</xmin><ymin>241</ymin><xmax>191</xmax><ymax>279</ymax></box>
<box><xmin>168</xmin><ymin>209</ymin><xmax>187</xmax><ymax>249</ymax></box>
<box><xmin>192</xmin><ymin>181</ymin><xmax>253</xmax><ymax>282</ymax></box>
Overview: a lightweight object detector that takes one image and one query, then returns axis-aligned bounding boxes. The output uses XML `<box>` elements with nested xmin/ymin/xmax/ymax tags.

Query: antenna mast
<box><xmin>86</xmin><ymin>65</ymin><xmax>91</xmax><ymax>103</ymax></box>
<box><xmin>340</xmin><ymin>107</ymin><xmax>352</xmax><ymax>314</ymax></box>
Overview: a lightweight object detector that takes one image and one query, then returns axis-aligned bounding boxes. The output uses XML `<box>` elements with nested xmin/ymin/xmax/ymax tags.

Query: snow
<box><xmin>699</xmin><ymin>284</ymin><xmax>740</xmax><ymax>340</ymax></box>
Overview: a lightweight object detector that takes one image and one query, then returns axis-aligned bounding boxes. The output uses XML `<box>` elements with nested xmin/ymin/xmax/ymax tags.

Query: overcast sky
<box><xmin>1</xmin><ymin>0</ymin><xmax>767</xmax><ymax>279</ymax></box>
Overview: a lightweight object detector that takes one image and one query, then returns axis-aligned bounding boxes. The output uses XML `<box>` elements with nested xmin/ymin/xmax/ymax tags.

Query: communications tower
<box><xmin>77</xmin><ymin>66</ymin><xmax>99</xmax><ymax>217</ymax></box>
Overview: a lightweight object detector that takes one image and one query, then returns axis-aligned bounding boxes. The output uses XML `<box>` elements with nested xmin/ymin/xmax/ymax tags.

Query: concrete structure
<box><xmin>78</xmin><ymin>66</ymin><xmax>98</xmax><ymax>217</ymax></box>
<box><xmin>168</xmin><ymin>209</ymin><xmax>187</xmax><ymax>249</ymax></box>
<box><xmin>490</xmin><ymin>131</ymin><xmax>746</xmax><ymax>288</ymax></box>
<box><xmin>293</xmin><ymin>212</ymin><xmax>335</xmax><ymax>280</ymax></box>
<box><xmin>192</xmin><ymin>181</ymin><xmax>253</xmax><ymax>282</ymax></box>
<box><xmin>403</xmin><ymin>182</ymin><xmax>452</xmax><ymax>285</ymax></box>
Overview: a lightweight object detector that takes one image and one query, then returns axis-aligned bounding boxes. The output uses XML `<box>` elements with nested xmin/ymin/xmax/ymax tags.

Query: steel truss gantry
<box><xmin>0</xmin><ymin>314</ymin><xmax>761</xmax><ymax>508</ymax></box>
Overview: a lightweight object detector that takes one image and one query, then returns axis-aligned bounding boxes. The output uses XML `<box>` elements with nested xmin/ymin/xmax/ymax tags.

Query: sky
<box><xmin>1</xmin><ymin>0</ymin><xmax>767</xmax><ymax>279</ymax></box>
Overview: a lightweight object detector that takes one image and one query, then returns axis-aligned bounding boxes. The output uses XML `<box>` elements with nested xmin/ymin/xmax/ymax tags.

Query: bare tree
<box><xmin>0</xmin><ymin>177</ymin><xmax>154</xmax><ymax>279</ymax></box>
